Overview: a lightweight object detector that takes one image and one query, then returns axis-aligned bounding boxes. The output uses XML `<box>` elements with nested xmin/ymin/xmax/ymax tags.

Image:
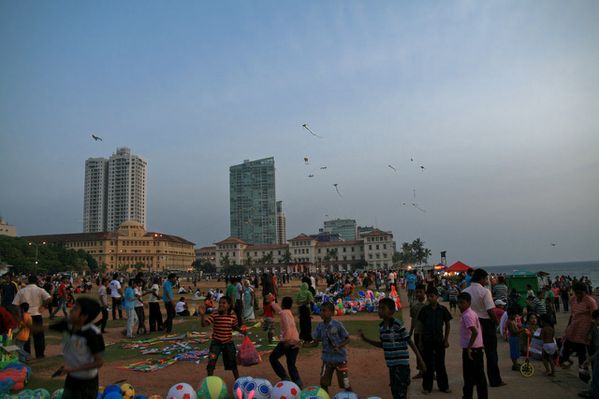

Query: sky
<box><xmin>1</xmin><ymin>1</ymin><xmax>598</xmax><ymax>267</ymax></box>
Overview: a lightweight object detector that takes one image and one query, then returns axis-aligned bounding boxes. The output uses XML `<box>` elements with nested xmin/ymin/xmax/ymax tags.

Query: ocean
<box><xmin>482</xmin><ymin>260</ymin><xmax>599</xmax><ymax>288</ymax></box>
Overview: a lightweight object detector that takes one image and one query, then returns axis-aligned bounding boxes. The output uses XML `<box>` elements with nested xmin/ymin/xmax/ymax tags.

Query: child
<box><xmin>15</xmin><ymin>303</ymin><xmax>32</xmax><ymax>362</ymax></box>
<box><xmin>539</xmin><ymin>314</ymin><xmax>556</xmax><ymax>376</ymax></box>
<box><xmin>457</xmin><ymin>292</ymin><xmax>487</xmax><ymax>399</ymax></box>
<box><xmin>408</xmin><ymin>284</ymin><xmax>426</xmax><ymax>379</ymax></box>
<box><xmin>176</xmin><ymin>297</ymin><xmax>190</xmax><ymax>316</ymax></box>
<box><xmin>51</xmin><ymin>297</ymin><xmax>105</xmax><ymax>399</ymax></box>
<box><xmin>268</xmin><ymin>294</ymin><xmax>303</xmax><ymax>388</ymax></box>
<box><xmin>447</xmin><ymin>284</ymin><xmax>459</xmax><ymax>313</ymax></box>
<box><xmin>359</xmin><ymin>297</ymin><xmax>425</xmax><ymax>399</ymax></box>
<box><xmin>199</xmin><ymin>296</ymin><xmax>242</xmax><ymax>379</ymax></box>
<box><xmin>418</xmin><ymin>286</ymin><xmax>452</xmax><ymax>394</ymax></box>
<box><xmin>507</xmin><ymin>307</ymin><xmax>523</xmax><ymax>370</ymax></box>
<box><xmin>203</xmin><ymin>292</ymin><xmax>215</xmax><ymax>315</ymax></box>
<box><xmin>417</xmin><ymin>286</ymin><xmax>452</xmax><ymax>394</ymax></box>
<box><xmin>262</xmin><ymin>294</ymin><xmax>275</xmax><ymax>343</ymax></box>
<box><xmin>307</xmin><ymin>301</ymin><xmax>351</xmax><ymax>393</ymax></box>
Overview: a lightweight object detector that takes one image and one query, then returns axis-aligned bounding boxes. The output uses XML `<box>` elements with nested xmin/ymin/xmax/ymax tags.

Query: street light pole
<box><xmin>28</xmin><ymin>241</ymin><xmax>46</xmax><ymax>274</ymax></box>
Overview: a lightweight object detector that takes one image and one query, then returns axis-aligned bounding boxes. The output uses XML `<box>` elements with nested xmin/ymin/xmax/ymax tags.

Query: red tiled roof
<box><xmin>145</xmin><ymin>232</ymin><xmax>195</xmax><ymax>246</ymax></box>
<box><xmin>23</xmin><ymin>231</ymin><xmax>195</xmax><ymax>246</ymax></box>
<box><xmin>197</xmin><ymin>246</ymin><xmax>217</xmax><ymax>252</ymax></box>
<box><xmin>289</xmin><ymin>233</ymin><xmax>313</xmax><ymax>241</ymax></box>
<box><xmin>214</xmin><ymin>236</ymin><xmax>249</xmax><ymax>245</ymax></box>
<box><xmin>316</xmin><ymin>240</ymin><xmax>363</xmax><ymax>247</ymax></box>
<box><xmin>363</xmin><ymin>228</ymin><xmax>391</xmax><ymax>237</ymax></box>
<box><xmin>246</xmin><ymin>243</ymin><xmax>288</xmax><ymax>250</ymax></box>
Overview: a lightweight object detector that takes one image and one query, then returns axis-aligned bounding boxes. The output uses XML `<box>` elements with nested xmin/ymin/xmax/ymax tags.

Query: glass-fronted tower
<box><xmin>230</xmin><ymin>157</ymin><xmax>276</xmax><ymax>244</ymax></box>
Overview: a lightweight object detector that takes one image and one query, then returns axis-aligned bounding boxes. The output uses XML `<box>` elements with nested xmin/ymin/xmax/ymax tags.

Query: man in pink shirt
<box><xmin>463</xmin><ymin>269</ymin><xmax>505</xmax><ymax>388</ymax></box>
<box><xmin>458</xmin><ymin>292</ymin><xmax>487</xmax><ymax>399</ymax></box>
<box><xmin>268</xmin><ymin>294</ymin><xmax>303</xmax><ymax>388</ymax></box>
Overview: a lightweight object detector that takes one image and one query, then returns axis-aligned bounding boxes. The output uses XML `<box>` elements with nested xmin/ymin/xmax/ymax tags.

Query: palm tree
<box><xmin>282</xmin><ymin>250</ymin><xmax>292</xmax><ymax>265</ymax></box>
<box><xmin>220</xmin><ymin>254</ymin><xmax>231</xmax><ymax>268</ymax></box>
<box><xmin>263</xmin><ymin>252</ymin><xmax>274</xmax><ymax>265</ymax></box>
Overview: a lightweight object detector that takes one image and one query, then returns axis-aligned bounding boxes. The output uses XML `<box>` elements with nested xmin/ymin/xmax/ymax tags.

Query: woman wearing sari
<box><xmin>296</xmin><ymin>282</ymin><xmax>314</xmax><ymax>343</ymax></box>
<box><xmin>242</xmin><ymin>279</ymin><xmax>256</xmax><ymax>322</ymax></box>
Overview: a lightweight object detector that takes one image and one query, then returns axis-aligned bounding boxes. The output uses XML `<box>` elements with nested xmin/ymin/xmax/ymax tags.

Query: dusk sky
<box><xmin>1</xmin><ymin>1</ymin><xmax>598</xmax><ymax>267</ymax></box>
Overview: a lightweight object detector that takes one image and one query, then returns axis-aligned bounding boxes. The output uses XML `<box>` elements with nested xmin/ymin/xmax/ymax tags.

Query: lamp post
<box><xmin>28</xmin><ymin>241</ymin><xmax>46</xmax><ymax>274</ymax></box>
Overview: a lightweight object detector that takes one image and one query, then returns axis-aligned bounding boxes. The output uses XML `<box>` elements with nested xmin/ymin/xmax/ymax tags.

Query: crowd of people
<box><xmin>1</xmin><ymin>267</ymin><xmax>598</xmax><ymax>399</ymax></box>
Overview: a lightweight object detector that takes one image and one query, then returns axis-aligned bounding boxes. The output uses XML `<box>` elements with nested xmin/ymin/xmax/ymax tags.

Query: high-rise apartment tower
<box><xmin>229</xmin><ymin>157</ymin><xmax>276</xmax><ymax>244</ymax></box>
<box><xmin>276</xmin><ymin>201</ymin><xmax>287</xmax><ymax>245</ymax></box>
<box><xmin>83</xmin><ymin>148</ymin><xmax>147</xmax><ymax>232</ymax></box>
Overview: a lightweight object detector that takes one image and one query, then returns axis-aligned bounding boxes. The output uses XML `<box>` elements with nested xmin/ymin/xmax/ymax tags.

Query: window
<box><xmin>368</xmin><ymin>245</ymin><xmax>372</xmax><ymax>250</ymax></box>
<box><xmin>376</xmin><ymin>244</ymin><xmax>379</xmax><ymax>250</ymax></box>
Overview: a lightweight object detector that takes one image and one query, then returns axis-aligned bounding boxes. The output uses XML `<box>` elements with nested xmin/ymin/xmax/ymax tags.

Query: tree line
<box><xmin>0</xmin><ymin>236</ymin><xmax>98</xmax><ymax>275</ymax></box>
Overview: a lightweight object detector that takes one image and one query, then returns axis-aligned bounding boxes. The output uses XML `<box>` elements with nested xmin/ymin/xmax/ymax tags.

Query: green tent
<box><xmin>506</xmin><ymin>270</ymin><xmax>539</xmax><ymax>307</ymax></box>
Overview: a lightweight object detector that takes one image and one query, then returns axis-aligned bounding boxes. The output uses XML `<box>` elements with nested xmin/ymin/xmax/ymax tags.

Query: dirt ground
<box><xmin>40</xmin><ymin>280</ymin><xmax>593</xmax><ymax>398</ymax></box>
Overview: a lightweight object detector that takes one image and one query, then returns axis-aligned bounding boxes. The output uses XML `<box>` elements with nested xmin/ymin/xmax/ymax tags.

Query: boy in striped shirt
<box><xmin>199</xmin><ymin>295</ymin><xmax>243</xmax><ymax>379</ymax></box>
<box><xmin>360</xmin><ymin>298</ymin><xmax>425</xmax><ymax>399</ymax></box>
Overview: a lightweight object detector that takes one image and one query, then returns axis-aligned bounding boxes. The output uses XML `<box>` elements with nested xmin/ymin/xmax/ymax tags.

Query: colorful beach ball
<box><xmin>51</xmin><ymin>389</ymin><xmax>64</xmax><ymax>399</ymax></box>
<box><xmin>271</xmin><ymin>381</ymin><xmax>300</xmax><ymax>399</ymax></box>
<box><xmin>167</xmin><ymin>383</ymin><xmax>197</xmax><ymax>399</ymax></box>
<box><xmin>196</xmin><ymin>376</ymin><xmax>227</xmax><ymax>399</ymax></box>
<box><xmin>104</xmin><ymin>385</ymin><xmax>122</xmax><ymax>396</ymax></box>
<box><xmin>32</xmin><ymin>389</ymin><xmax>51</xmax><ymax>399</ymax></box>
<box><xmin>332</xmin><ymin>392</ymin><xmax>359</xmax><ymax>399</ymax></box>
<box><xmin>121</xmin><ymin>383</ymin><xmax>136</xmax><ymax>399</ymax></box>
<box><xmin>233</xmin><ymin>376</ymin><xmax>254</xmax><ymax>395</ymax></box>
<box><xmin>300</xmin><ymin>386</ymin><xmax>330</xmax><ymax>399</ymax></box>
<box><xmin>17</xmin><ymin>390</ymin><xmax>34</xmax><ymax>399</ymax></box>
<box><xmin>250</xmin><ymin>378</ymin><xmax>272</xmax><ymax>399</ymax></box>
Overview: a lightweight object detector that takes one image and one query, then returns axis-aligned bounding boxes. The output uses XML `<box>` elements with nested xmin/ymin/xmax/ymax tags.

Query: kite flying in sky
<box><xmin>304</xmin><ymin>157</ymin><xmax>309</xmax><ymax>165</ymax></box>
<box><xmin>388</xmin><ymin>164</ymin><xmax>398</xmax><ymax>173</ymax></box>
<box><xmin>302</xmin><ymin>123</ymin><xmax>323</xmax><ymax>138</ymax></box>
<box><xmin>91</xmin><ymin>134</ymin><xmax>102</xmax><ymax>141</ymax></box>
<box><xmin>333</xmin><ymin>183</ymin><xmax>342</xmax><ymax>198</ymax></box>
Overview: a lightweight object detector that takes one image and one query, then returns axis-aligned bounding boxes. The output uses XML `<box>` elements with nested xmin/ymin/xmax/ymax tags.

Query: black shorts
<box><xmin>63</xmin><ymin>374</ymin><xmax>98</xmax><ymax>399</ymax></box>
<box><xmin>207</xmin><ymin>341</ymin><xmax>237</xmax><ymax>371</ymax></box>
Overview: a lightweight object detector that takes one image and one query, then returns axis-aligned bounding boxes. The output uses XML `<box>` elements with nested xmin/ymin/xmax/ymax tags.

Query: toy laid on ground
<box><xmin>165</xmin><ymin>382</ymin><xmax>197</xmax><ymax>399</ymax></box>
<box><xmin>520</xmin><ymin>329</ymin><xmax>535</xmax><ymax>377</ymax></box>
<box><xmin>233</xmin><ymin>376</ymin><xmax>254</xmax><ymax>395</ymax></box>
<box><xmin>332</xmin><ymin>392</ymin><xmax>359</xmax><ymax>399</ymax></box>
<box><xmin>121</xmin><ymin>383</ymin><xmax>136</xmax><ymax>399</ymax></box>
<box><xmin>32</xmin><ymin>388</ymin><xmax>51</xmax><ymax>399</ymax></box>
<box><xmin>51</xmin><ymin>388</ymin><xmax>64</xmax><ymax>399</ymax></box>
<box><xmin>299</xmin><ymin>386</ymin><xmax>330</xmax><ymax>399</ymax></box>
<box><xmin>0</xmin><ymin>363</ymin><xmax>29</xmax><ymax>393</ymax></box>
<box><xmin>237</xmin><ymin>336</ymin><xmax>262</xmax><ymax>367</ymax></box>
<box><xmin>271</xmin><ymin>380</ymin><xmax>300</xmax><ymax>399</ymax></box>
<box><xmin>243</xmin><ymin>378</ymin><xmax>272</xmax><ymax>399</ymax></box>
<box><xmin>196</xmin><ymin>377</ymin><xmax>227</xmax><ymax>399</ymax></box>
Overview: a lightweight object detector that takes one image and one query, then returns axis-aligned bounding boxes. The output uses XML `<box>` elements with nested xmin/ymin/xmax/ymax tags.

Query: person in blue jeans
<box><xmin>123</xmin><ymin>280</ymin><xmax>138</xmax><ymax>338</ymax></box>
<box><xmin>162</xmin><ymin>273</ymin><xmax>176</xmax><ymax>333</ymax></box>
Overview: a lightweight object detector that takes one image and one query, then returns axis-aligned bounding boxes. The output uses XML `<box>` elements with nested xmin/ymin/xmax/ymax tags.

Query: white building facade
<box><xmin>213</xmin><ymin>228</ymin><xmax>395</xmax><ymax>272</ymax></box>
<box><xmin>83</xmin><ymin>148</ymin><xmax>147</xmax><ymax>233</ymax></box>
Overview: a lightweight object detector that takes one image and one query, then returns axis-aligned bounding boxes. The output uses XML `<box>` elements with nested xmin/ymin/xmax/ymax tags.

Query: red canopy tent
<box><xmin>446</xmin><ymin>261</ymin><xmax>473</xmax><ymax>273</ymax></box>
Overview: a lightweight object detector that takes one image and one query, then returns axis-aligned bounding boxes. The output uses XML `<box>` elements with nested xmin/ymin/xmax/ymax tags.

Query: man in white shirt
<box><xmin>463</xmin><ymin>268</ymin><xmax>505</xmax><ymax>388</ymax></box>
<box><xmin>109</xmin><ymin>273</ymin><xmax>123</xmax><ymax>320</ymax></box>
<box><xmin>147</xmin><ymin>277</ymin><xmax>163</xmax><ymax>332</ymax></box>
<box><xmin>12</xmin><ymin>275</ymin><xmax>51</xmax><ymax>358</ymax></box>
